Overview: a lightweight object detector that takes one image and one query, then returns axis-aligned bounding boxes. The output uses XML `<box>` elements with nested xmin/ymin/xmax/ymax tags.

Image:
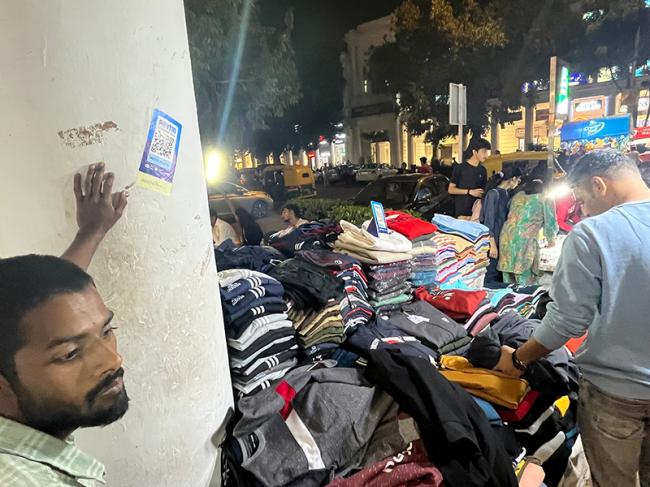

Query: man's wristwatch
<box><xmin>467</xmin><ymin>189</ymin><xmax>470</xmax><ymax>195</ymax></box>
<box><xmin>511</xmin><ymin>348</ymin><xmax>528</xmax><ymax>372</ymax></box>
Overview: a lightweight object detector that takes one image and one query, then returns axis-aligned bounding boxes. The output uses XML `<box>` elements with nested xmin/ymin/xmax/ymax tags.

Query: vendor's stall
<box><xmin>213</xmin><ymin>211</ymin><xmax>588</xmax><ymax>487</ymax></box>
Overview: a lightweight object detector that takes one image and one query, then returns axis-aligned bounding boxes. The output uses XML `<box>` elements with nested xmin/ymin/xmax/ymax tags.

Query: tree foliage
<box><xmin>572</xmin><ymin>0</ymin><xmax>650</xmax><ymax>126</ymax></box>
<box><xmin>369</xmin><ymin>0</ymin><xmax>650</xmax><ymax>144</ymax></box>
<box><xmin>185</xmin><ymin>0</ymin><xmax>302</xmax><ymax>153</ymax></box>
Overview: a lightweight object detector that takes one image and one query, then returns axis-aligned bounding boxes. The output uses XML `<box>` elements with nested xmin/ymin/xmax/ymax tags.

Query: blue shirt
<box><xmin>534</xmin><ymin>200</ymin><xmax>650</xmax><ymax>399</ymax></box>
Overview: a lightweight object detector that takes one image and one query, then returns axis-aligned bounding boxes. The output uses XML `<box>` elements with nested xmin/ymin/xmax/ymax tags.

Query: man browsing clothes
<box><xmin>448</xmin><ymin>138</ymin><xmax>490</xmax><ymax>218</ymax></box>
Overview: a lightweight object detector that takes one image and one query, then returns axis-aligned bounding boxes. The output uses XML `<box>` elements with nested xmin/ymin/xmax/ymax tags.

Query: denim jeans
<box><xmin>578</xmin><ymin>380</ymin><xmax>650</xmax><ymax>487</ymax></box>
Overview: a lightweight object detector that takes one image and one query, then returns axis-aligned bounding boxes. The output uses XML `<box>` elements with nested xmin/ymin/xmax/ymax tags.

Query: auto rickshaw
<box><xmin>483</xmin><ymin>151</ymin><xmax>566</xmax><ymax>180</ymax></box>
<box><xmin>261</xmin><ymin>165</ymin><xmax>316</xmax><ymax>203</ymax></box>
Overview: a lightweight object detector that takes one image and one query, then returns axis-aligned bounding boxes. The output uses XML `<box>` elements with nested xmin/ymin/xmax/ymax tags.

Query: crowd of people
<box><xmin>1</xmin><ymin>149</ymin><xmax>650</xmax><ymax>487</ymax></box>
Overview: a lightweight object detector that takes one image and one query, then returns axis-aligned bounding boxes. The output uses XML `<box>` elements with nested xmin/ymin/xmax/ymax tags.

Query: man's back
<box><xmin>540</xmin><ymin>200</ymin><xmax>650</xmax><ymax>399</ymax></box>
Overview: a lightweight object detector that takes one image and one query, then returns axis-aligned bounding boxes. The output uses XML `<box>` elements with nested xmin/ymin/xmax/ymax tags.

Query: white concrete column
<box><xmin>389</xmin><ymin>118</ymin><xmax>402</xmax><ymax>167</ymax></box>
<box><xmin>407</xmin><ymin>132</ymin><xmax>415</xmax><ymax>165</ymax></box>
<box><xmin>524</xmin><ymin>105</ymin><xmax>535</xmax><ymax>150</ymax></box>
<box><xmin>0</xmin><ymin>2</ymin><xmax>232</xmax><ymax>487</ymax></box>
<box><xmin>490</xmin><ymin>117</ymin><xmax>500</xmax><ymax>152</ymax></box>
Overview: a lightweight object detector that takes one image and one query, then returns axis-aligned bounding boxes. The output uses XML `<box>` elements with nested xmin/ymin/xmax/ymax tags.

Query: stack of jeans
<box><xmin>218</xmin><ymin>269</ymin><xmax>297</xmax><ymax>397</ymax></box>
<box><xmin>366</xmin><ymin>260</ymin><xmax>413</xmax><ymax>315</ymax></box>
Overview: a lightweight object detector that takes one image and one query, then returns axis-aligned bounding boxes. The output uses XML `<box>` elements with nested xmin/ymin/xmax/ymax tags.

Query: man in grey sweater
<box><xmin>496</xmin><ymin>149</ymin><xmax>650</xmax><ymax>487</ymax></box>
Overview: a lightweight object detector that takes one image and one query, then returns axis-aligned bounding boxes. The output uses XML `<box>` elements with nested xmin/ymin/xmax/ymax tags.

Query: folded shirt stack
<box><xmin>366</xmin><ymin>260</ymin><xmax>413</xmax><ymax>315</ymax></box>
<box><xmin>333</xmin><ymin>220</ymin><xmax>413</xmax><ymax>265</ymax></box>
<box><xmin>382</xmin><ymin>300</ymin><xmax>472</xmax><ymax>357</ymax></box>
<box><xmin>289</xmin><ymin>299</ymin><xmax>346</xmax><ymax>349</ymax></box>
<box><xmin>218</xmin><ymin>269</ymin><xmax>297</xmax><ymax>397</ymax></box>
<box><xmin>295</xmin><ymin>250</ymin><xmax>373</xmax><ymax>332</ymax></box>
<box><xmin>384</xmin><ymin>210</ymin><xmax>438</xmax><ymax>241</ymax></box>
<box><xmin>418</xmin><ymin>215</ymin><xmax>491</xmax><ymax>288</ymax></box>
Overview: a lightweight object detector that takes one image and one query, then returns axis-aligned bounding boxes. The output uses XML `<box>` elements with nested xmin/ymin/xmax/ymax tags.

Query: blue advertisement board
<box><xmin>561</xmin><ymin>115</ymin><xmax>631</xmax><ymax>142</ymax></box>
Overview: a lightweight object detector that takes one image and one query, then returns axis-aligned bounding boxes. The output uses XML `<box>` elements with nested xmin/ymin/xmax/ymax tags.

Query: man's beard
<box><xmin>14</xmin><ymin>368</ymin><xmax>129</xmax><ymax>437</ymax></box>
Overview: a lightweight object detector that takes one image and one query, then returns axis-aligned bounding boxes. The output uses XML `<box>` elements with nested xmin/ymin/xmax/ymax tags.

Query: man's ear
<box><xmin>591</xmin><ymin>176</ymin><xmax>608</xmax><ymax>195</ymax></box>
<box><xmin>0</xmin><ymin>372</ymin><xmax>22</xmax><ymax>420</ymax></box>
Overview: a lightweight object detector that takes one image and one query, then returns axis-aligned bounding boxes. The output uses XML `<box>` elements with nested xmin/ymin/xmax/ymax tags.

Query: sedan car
<box><xmin>353</xmin><ymin>174</ymin><xmax>454</xmax><ymax>219</ymax></box>
<box><xmin>355</xmin><ymin>164</ymin><xmax>398</xmax><ymax>183</ymax></box>
<box><xmin>208</xmin><ymin>182</ymin><xmax>274</xmax><ymax>219</ymax></box>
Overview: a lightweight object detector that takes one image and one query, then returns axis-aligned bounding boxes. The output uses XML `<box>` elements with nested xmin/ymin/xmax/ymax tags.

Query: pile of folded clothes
<box><xmin>266</xmin><ymin>220</ymin><xmax>341</xmax><ymax>257</ymax></box>
<box><xmin>295</xmin><ymin>250</ymin><xmax>373</xmax><ymax>332</ymax></box>
<box><xmin>366</xmin><ymin>260</ymin><xmax>413</xmax><ymax>315</ymax></box>
<box><xmin>269</xmin><ymin>256</ymin><xmax>347</xmax><ymax>355</ymax></box>
<box><xmin>217</xmin><ymin>269</ymin><xmax>297</xmax><ymax>397</ymax></box>
<box><xmin>333</xmin><ymin>220</ymin><xmax>414</xmax><ymax>315</ymax></box>
<box><xmin>215</xmin><ymin>240</ymin><xmax>285</xmax><ymax>273</ymax></box>
<box><xmin>288</xmin><ymin>298</ymin><xmax>346</xmax><ymax>350</ymax></box>
<box><xmin>464</xmin><ymin>286</ymin><xmax>551</xmax><ymax>336</ymax></box>
<box><xmin>429</xmin><ymin>214</ymin><xmax>490</xmax><ymax>288</ymax></box>
<box><xmin>414</xmin><ymin>287</ymin><xmax>488</xmax><ymax>324</ymax></box>
<box><xmin>382</xmin><ymin>210</ymin><xmax>440</xmax><ymax>288</ymax></box>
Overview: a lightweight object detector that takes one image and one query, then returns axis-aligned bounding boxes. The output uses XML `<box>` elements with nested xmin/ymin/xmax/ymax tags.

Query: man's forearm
<box><xmin>448</xmin><ymin>186</ymin><xmax>470</xmax><ymax>196</ymax></box>
<box><xmin>61</xmin><ymin>230</ymin><xmax>106</xmax><ymax>271</ymax></box>
<box><xmin>515</xmin><ymin>337</ymin><xmax>553</xmax><ymax>365</ymax></box>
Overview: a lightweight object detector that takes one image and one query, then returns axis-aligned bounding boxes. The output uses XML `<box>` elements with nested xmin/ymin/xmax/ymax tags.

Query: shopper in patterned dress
<box><xmin>498</xmin><ymin>178</ymin><xmax>558</xmax><ymax>285</ymax></box>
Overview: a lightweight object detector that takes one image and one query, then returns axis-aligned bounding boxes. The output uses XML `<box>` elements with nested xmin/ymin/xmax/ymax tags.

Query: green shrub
<box><xmin>287</xmin><ymin>197</ymin><xmax>422</xmax><ymax>227</ymax></box>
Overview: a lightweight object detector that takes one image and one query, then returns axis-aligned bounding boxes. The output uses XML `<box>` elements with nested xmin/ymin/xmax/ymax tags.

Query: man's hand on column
<box><xmin>74</xmin><ymin>162</ymin><xmax>128</xmax><ymax>237</ymax></box>
<box><xmin>61</xmin><ymin>162</ymin><xmax>128</xmax><ymax>270</ymax></box>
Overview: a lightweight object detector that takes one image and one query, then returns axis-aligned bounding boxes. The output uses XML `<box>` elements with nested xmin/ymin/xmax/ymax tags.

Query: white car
<box><xmin>355</xmin><ymin>164</ymin><xmax>398</xmax><ymax>183</ymax></box>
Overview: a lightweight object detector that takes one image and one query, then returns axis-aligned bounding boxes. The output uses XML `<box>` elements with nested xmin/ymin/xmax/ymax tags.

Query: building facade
<box><xmin>342</xmin><ymin>15</ymin><xmax>650</xmax><ymax>165</ymax></box>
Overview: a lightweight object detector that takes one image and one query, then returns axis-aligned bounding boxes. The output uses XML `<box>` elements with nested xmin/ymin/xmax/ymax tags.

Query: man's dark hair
<box><xmin>282</xmin><ymin>203</ymin><xmax>303</xmax><ymax>219</ymax></box>
<box><xmin>0</xmin><ymin>255</ymin><xmax>93</xmax><ymax>381</ymax></box>
<box><xmin>568</xmin><ymin>149</ymin><xmax>640</xmax><ymax>189</ymax></box>
<box><xmin>419</xmin><ymin>157</ymin><xmax>428</xmax><ymax>164</ymax></box>
<box><xmin>463</xmin><ymin>138</ymin><xmax>492</xmax><ymax>161</ymax></box>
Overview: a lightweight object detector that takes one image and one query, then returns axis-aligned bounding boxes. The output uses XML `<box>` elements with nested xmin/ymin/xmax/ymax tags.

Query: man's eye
<box><xmin>58</xmin><ymin>349</ymin><xmax>80</xmax><ymax>362</ymax></box>
<box><xmin>103</xmin><ymin>326</ymin><xmax>118</xmax><ymax>338</ymax></box>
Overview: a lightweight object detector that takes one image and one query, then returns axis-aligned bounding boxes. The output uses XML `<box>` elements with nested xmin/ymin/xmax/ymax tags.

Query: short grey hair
<box><xmin>568</xmin><ymin>149</ymin><xmax>640</xmax><ymax>188</ymax></box>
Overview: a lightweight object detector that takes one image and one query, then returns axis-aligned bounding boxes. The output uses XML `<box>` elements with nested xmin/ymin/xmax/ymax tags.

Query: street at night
<box><xmin>2</xmin><ymin>2</ymin><xmax>650</xmax><ymax>487</ymax></box>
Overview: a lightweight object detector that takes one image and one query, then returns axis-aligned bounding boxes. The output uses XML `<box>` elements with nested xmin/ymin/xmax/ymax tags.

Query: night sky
<box><xmin>260</xmin><ymin>0</ymin><xmax>402</xmax><ymax>142</ymax></box>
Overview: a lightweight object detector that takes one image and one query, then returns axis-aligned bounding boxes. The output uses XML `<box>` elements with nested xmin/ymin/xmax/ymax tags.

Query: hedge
<box><xmin>287</xmin><ymin>197</ymin><xmax>421</xmax><ymax>227</ymax></box>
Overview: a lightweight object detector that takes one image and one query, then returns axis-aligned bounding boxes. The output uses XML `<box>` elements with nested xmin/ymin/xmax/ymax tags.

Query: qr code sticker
<box><xmin>150</xmin><ymin>119</ymin><xmax>176</xmax><ymax>162</ymax></box>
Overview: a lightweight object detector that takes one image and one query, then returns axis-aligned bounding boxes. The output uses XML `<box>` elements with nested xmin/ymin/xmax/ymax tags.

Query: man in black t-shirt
<box><xmin>448</xmin><ymin>138</ymin><xmax>490</xmax><ymax>218</ymax></box>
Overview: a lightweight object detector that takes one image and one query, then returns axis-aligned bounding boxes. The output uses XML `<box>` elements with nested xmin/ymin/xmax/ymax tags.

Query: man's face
<box><xmin>573</xmin><ymin>178</ymin><xmax>612</xmax><ymax>217</ymax></box>
<box><xmin>9</xmin><ymin>286</ymin><xmax>128</xmax><ymax>437</ymax></box>
<box><xmin>281</xmin><ymin>209</ymin><xmax>291</xmax><ymax>223</ymax></box>
<box><xmin>475</xmin><ymin>148</ymin><xmax>490</xmax><ymax>163</ymax></box>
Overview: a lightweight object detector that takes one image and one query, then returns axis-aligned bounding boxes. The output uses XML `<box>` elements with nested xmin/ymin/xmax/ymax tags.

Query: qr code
<box><xmin>150</xmin><ymin>119</ymin><xmax>176</xmax><ymax>162</ymax></box>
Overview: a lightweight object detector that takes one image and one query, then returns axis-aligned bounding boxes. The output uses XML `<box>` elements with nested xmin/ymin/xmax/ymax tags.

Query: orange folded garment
<box><xmin>439</xmin><ymin>355</ymin><xmax>530</xmax><ymax>409</ymax></box>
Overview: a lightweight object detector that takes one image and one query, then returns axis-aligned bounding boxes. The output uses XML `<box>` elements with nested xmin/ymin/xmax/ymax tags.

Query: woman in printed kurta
<box><xmin>498</xmin><ymin>180</ymin><xmax>558</xmax><ymax>285</ymax></box>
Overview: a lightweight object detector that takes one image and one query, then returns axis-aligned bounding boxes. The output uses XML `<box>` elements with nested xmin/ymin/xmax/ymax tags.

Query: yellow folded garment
<box><xmin>440</xmin><ymin>355</ymin><xmax>531</xmax><ymax>409</ymax></box>
<box><xmin>554</xmin><ymin>396</ymin><xmax>570</xmax><ymax>417</ymax></box>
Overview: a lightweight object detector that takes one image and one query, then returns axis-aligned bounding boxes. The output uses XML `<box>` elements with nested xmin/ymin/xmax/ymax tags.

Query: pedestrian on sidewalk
<box><xmin>447</xmin><ymin>138</ymin><xmax>489</xmax><ymax>218</ymax></box>
<box><xmin>495</xmin><ymin>149</ymin><xmax>650</xmax><ymax>487</ymax></box>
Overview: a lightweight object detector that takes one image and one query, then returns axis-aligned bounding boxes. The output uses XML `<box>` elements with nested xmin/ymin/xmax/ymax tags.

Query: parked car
<box><xmin>355</xmin><ymin>164</ymin><xmax>398</xmax><ymax>183</ymax></box>
<box><xmin>353</xmin><ymin>174</ymin><xmax>454</xmax><ymax>219</ymax></box>
<box><xmin>208</xmin><ymin>182</ymin><xmax>274</xmax><ymax>219</ymax></box>
<box><xmin>315</xmin><ymin>164</ymin><xmax>359</xmax><ymax>185</ymax></box>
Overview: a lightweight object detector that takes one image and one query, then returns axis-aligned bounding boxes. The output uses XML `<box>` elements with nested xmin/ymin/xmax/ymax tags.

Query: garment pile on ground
<box><xmin>214</xmin><ymin>212</ymin><xmax>587</xmax><ymax>487</ymax></box>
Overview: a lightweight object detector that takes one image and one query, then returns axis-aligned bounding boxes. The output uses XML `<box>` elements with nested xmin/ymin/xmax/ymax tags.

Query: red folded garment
<box><xmin>385</xmin><ymin>210</ymin><xmax>438</xmax><ymax>241</ymax></box>
<box><xmin>414</xmin><ymin>287</ymin><xmax>487</xmax><ymax>321</ymax></box>
<box><xmin>565</xmin><ymin>334</ymin><xmax>587</xmax><ymax>354</ymax></box>
<box><xmin>497</xmin><ymin>390</ymin><xmax>541</xmax><ymax>423</ymax></box>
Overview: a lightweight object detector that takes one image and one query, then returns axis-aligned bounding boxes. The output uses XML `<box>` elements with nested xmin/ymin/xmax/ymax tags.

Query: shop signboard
<box><xmin>560</xmin><ymin>115</ymin><xmax>631</xmax><ymax>152</ymax></box>
<box><xmin>634</xmin><ymin>126</ymin><xmax>650</xmax><ymax>140</ymax></box>
<box><xmin>556</xmin><ymin>66</ymin><xmax>570</xmax><ymax>118</ymax></box>
<box><xmin>561</xmin><ymin>115</ymin><xmax>631</xmax><ymax>141</ymax></box>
